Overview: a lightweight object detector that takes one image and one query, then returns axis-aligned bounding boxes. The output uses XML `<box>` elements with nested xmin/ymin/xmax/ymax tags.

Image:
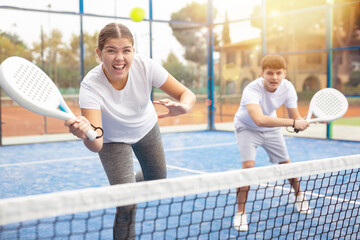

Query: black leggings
<box><xmin>99</xmin><ymin>123</ymin><xmax>166</xmax><ymax>240</ymax></box>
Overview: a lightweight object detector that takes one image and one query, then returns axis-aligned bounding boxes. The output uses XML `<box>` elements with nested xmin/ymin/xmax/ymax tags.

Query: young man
<box><xmin>233</xmin><ymin>55</ymin><xmax>311</xmax><ymax>231</ymax></box>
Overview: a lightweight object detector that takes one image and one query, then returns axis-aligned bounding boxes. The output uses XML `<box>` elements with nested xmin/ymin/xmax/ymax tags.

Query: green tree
<box><xmin>57</xmin><ymin>33</ymin><xmax>82</xmax><ymax>88</ymax></box>
<box><xmin>222</xmin><ymin>11</ymin><xmax>231</xmax><ymax>45</ymax></box>
<box><xmin>32</xmin><ymin>30</ymin><xmax>99</xmax><ymax>89</ymax></box>
<box><xmin>169</xmin><ymin>2</ymin><xmax>219</xmax><ymax>91</ymax></box>
<box><xmin>32</xmin><ymin>29</ymin><xmax>64</xmax><ymax>86</ymax></box>
<box><xmin>162</xmin><ymin>52</ymin><xmax>194</xmax><ymax>88</ymax></box>
<box><xmin>83</xmin><ymin>32</ymin><xmax>99</xmax><ymax>75</ymax></box>
<box><xmin>0</xmin><ymin>31</ymin><xmax>32</xmax><ymax>63</ymax></box>
<box><xmin>57</xmin><ymin>32</ymin><xmax>99</xmax><ymax>88</ymax></box>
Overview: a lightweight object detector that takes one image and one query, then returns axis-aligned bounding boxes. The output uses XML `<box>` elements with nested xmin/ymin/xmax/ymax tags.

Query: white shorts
<box><xmin>235</xmin><ymin>127</ymin><xmax>289</xmax><ymax>163</ymax></box>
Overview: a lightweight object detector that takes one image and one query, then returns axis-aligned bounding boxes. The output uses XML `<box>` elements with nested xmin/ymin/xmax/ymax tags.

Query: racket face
<box><xmin>0</xmin><ymin>57</ymin><xmax>61</xmax><ymax>111</ymax></box>
<box><xmin>0</xmin><ymin>56</ymin><xmax>98</xmax><ymax>140</ymax></box>
<box><xmin>308</xmin><ymin>88</ymin><xmax>348</xmax><ymax>122</ymax></box>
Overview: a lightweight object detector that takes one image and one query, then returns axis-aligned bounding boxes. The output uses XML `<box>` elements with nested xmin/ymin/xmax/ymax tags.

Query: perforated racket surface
<box><xmin>306</xmin><ymin>88</ymin><xmax>348</xmax><ymax>123</ymax></box>
<box><xmin>0</xmin><ymin>56</ymin><xmax>97</xmax><ymax>141</ymax></box>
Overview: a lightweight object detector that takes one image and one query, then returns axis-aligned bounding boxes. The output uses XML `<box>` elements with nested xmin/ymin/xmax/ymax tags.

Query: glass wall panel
<box><xmin>331</xmin><ymin>49</ymin><xmax>360</xmax><ymax>141</ymax></box>
<box><xmin>0</xmin><ymin>0</ymin><xmax>78</xmax><ymax>12</ymax></box>
<box><xmin>332</xmin><ymin>49</ymin><xmax>360</xmax><ymax>95</ymax></box>
<box><xmin>0</xmin><ymin>7</ymin><xmax>81</xmax><ymax>137</ymax></box>
<box><xmin>213</xmin><ymin>0</ymin><xmax>262</xmax><ymax>23</ymax></box>
<box><xmin>286</xmin><ymin>52</ymin><xmax>328</xmax><ymax>92</ymax></box>
<box><xmin>1</xmin><ymin>0</ymin><xmax>360</xmax><ymax>143</ymax></box>
<box><xmin>84</xmin><ymin>0</ymin><xmax>148</xmax><ymax>19</ymax></box>
<box><xmin>265</xmin><ymin>0</ymin><xmax>328</xmax><ymax>14</ymax></box>
<box><xmin>332</xmin><ymin>1</ymin><xmax>360</xmax><ymax>49</ymax></box>
<box><xmin>151</xmin><ymin>22</ymin><xmax>208</xmax><ymax>127</ymax></box>
<box><xmin>214</xmin><ymin>18</ymin><xmax>262</xmax><ymax>127</ymax></box>
<box><xmin>265</xmin><ymin>7</ymin><xmax>327</xmax><ymax>53</ymax></box>
<box><xmin>152</xmin><ymin>0</ymin><xmax>207</xmax><ymax>22</ymax></box>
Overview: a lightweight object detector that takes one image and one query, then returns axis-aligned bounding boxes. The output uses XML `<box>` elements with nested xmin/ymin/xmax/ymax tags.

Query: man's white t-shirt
<box><xmin>234</xmin><ymin>77</ymin><xmax>298</xmax><ymax>132</ymax></box>
<box><xmin>79</xmin><ymin>54</ymin><xmax>168</xmax><ymax>144</ymax></box>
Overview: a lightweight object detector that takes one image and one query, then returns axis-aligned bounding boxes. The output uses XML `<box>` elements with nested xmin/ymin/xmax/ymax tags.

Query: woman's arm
<box><xmin>64</xmin><ymin>108</ymin><xmax>103</xmax><ymax>152</ymax></box>
<box><xmin>154</xmin><ymin>74</ymin><xmax>196</xmax><ymax>118</ymax></box>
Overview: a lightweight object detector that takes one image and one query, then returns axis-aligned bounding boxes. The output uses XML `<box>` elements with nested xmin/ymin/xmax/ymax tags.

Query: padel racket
<box><xmin>294</xmin><ymin>88</ymin><xmax>348</xmax><ymax>133</ymax></box>
<box><xmin>305</xmin><ymin>88</ymin><xmax>348</xmax><ymax>123</ymax></box>
<box><xmin>0</xmin><ymin>56</ymin><xmax>98</xmax><ymax>141</ymax></box>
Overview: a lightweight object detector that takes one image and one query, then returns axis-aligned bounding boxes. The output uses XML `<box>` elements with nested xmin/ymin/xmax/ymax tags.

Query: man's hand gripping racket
<box><xmin>0</xmin><ymin>56</ymin><xmax>101</xmax><ymax>141</ymax></box>
<box><xmin>294</xmin><ymin>88</ymin><xmax>348</xmax><ymax>133</ymax></box>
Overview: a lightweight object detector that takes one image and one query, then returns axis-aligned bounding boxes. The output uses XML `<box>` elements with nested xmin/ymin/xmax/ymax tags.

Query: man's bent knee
<box><xmin>279</xmin><ymin>159</ymin><xmax>291</xmax><ymax>165</ymax></box>
<box><xmin>242</xmin><ymin>161</ymin><xmax>255</xmax><ymax>169</ymax></box>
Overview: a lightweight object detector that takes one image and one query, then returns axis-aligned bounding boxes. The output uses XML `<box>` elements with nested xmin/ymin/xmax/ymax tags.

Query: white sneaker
<box><xmin>233</xmin><ymin>212</ymin><xmax>248</xmax><ymax>231</ymax></box>
<box><xmin>294</xmin><ymin>194</ymin><xmax>311</xmax><ymax>214</ymax></box>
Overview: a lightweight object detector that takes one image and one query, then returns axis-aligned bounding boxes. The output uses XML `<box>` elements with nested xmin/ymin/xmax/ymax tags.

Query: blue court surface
<box><xmin>1</xmin><ymin>131</ymin><xmax>360</xmax><ymax>239</ymax></box>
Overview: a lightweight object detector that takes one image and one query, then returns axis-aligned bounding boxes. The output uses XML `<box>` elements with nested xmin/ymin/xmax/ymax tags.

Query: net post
<box><xmin>206</xmin><ymin>0</ymin><xmax>215</xmax><ymax>130</ymax></box>
<box><xmin>326</xmin><ymin>2</ymin><xmax>333</xmax><ymax>140</ymax></box>
<box><xmin>79</xmin><ymin>0</ymin><xmax>85</xmax><ymax>81</ymax></box>
<box><xmin>149</xmin><ymin>0</ymin><xmax>154</xmax><ymax>101</ymax></box>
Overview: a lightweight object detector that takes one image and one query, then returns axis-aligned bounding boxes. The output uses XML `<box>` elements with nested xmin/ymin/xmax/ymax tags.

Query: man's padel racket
<box><xmin>0</xmin><ymin>56</ymin><xmax>98</xmax><ymax>141</ymax></box>
<box><xmin>305</xmin><ymin>88</ymin><xmax>348</xmax><ymax>123</ymax></box>
<box><xmin>294</xmin><ymin>88</ymin><xmax>348</xmax><ymax>133</ymax></box>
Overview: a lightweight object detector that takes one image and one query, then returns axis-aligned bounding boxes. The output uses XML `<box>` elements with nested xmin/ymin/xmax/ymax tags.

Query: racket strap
<box><xmin>285</xmin><ymin>119</ymin><xmax>299</xmax><ymax>134</ymax></box>
<box><xmin>90</xmin><ymin>124</ymin><xmax>104</xmax><ymax>139</ymax></box>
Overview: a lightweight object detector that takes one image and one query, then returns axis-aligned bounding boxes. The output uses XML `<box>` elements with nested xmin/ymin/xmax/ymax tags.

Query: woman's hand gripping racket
<box><xmin>294</xmin><ymin>88</ymin><xmax>348</xmax><ymax>133</ymax></box>
<box><xmin>0</xmin><ymin>56</ymin><xmax>100</xmax><ymax>141</ymax></box>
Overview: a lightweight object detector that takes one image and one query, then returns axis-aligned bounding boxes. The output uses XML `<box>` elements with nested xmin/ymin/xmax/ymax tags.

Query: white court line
<box><xmin>0</xmin><ymin>142</ymin><xmax>236</xmax><ymax>169</ymax></box>
<box><xmin>164</xmin><ymin>142</ymin><xmax>236</xmax><ymax>152</ymax></box>
<box><xmin>0</xmin><ymin>156</ymin><xmax>99</xmax><ymax>168</ymax></box>
<box><xmin>166</xmin><ymin>165</ymin><xmax>206</xmax><ymax>174</ymax></box>
<box><xmin>262</xmin><ymin>183</ymin><xmax>360</xmax><ymax>206</ymax></box>
<box><xmin>2</xmin><ymin>148</ymin><xmax>358</xmax><ymax>206</ymax></box>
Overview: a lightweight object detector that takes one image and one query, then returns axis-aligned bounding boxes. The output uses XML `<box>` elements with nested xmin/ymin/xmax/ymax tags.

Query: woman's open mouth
<box><xmin>113</xmin><ymin>64</ymin><xmax>125</xmax><ymax>71</ymax></box>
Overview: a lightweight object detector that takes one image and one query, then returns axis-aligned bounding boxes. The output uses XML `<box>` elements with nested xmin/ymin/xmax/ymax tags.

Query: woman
<box><xmin>65</xmin><ymin>23</ymin><xmax>196</xmax><ymax>239</ymax></box>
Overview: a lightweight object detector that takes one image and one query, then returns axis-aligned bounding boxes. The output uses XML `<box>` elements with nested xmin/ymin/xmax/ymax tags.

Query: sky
<box><xmin>0</xmin><ymin>0</ymin><xmax>261</xmax><ymax>62</ymax></box>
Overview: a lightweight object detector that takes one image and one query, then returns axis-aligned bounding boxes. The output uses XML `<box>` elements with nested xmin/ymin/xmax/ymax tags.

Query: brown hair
<box><xmin>97</xmin><ymin>23</ymin><xmax>134</xmax><ymax>51</ymax></box>
<box><xmin>261</xmin><ymin>55</ymin><xmax>286</xmax><ymax>71</ymax></box>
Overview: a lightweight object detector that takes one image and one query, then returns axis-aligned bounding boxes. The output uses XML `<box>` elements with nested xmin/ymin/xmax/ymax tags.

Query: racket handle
<box><xmin>86</xmin><ymin>129</ymin><xmax>98</xmax><ymax>141</ymax></box>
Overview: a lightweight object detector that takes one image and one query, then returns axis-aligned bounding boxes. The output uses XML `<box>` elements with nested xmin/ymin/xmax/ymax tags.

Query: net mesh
<box><xmin>1</xmin><ymin>154</ymin><xmax>360</xmax><ymax>240</ymax></box>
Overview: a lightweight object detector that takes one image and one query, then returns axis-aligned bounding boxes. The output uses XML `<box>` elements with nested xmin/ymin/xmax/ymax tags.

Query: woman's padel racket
<box><xmin>0</xmin><ymin>56</ymin><xmax>99</xmax><ymax>141</ymax></box>
<box><xmin>294</xmin><ymin>88</ymin><xmax>348</xmax><ymax>133</ymax></box>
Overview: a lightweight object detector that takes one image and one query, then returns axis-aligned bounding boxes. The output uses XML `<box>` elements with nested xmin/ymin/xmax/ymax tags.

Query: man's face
<box><xmin>261</xmin><ymin>68</ymin><xmax>286</xmax><ymax>92</ymax></box>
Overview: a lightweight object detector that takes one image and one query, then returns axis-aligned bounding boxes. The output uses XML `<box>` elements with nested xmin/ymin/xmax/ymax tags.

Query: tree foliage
<box><xmin>169</xmin><ymin>2</ymin><xmax>219</xmax><ymax>91</ymax></box>
<box><xmin>2</xmin><ymin>28</ymin><xmax>100</xmax><ymax>89</ymax></box>
<box><xmin>0</xmin><ymin>31</ymin><xmax>32</xmax><ymax>62</ymax></box>
<box><xmin>222</xmin><ymin>11</ymin><xmax>231</xmax><ymax>46</ymax></box>
<box><xmin>162</xmin><ymin>52</ymin><xmax>194</xmax><ymax>88</ymax></box>
<box><xmin>169</xmin><ymin>2</ymin><xmax>219</xmax><ymax>65</ymax></box>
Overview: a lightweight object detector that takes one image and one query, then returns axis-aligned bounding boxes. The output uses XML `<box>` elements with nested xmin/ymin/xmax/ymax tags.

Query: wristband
<box><xmin>292</xmin><ymin>119</ymin><xmax>296</xmax><ymax>128</ymax></box>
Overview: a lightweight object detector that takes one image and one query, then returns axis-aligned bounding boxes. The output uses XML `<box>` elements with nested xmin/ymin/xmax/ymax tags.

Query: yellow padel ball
<box><xmin>130</xmin><ymin>7</ymin><xmax>145</xmax><ymax>22</ymax></box>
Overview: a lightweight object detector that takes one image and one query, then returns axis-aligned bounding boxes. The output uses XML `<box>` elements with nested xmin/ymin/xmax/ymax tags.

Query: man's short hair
<box><xmin>261</xmin><ymin>55</ymin><xmax>286</xmax><ymax>71</ymax></box>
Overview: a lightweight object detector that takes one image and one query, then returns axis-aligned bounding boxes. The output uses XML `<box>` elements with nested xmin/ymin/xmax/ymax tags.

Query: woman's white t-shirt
<box><xmin>234</xmin><ymin>77</ymin><xmax>298</xmax><ymax>132</ymax></box>
<box><xmin>79</xmin><ymin>54</ymin><xmax>168</xmax><ymax>144</ymax></box>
